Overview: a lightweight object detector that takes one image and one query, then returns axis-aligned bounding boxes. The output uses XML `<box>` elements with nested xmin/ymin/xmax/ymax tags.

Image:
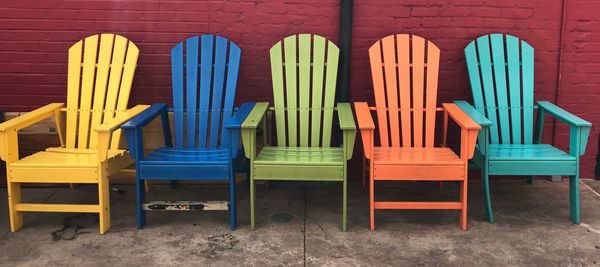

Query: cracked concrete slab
<box><xmin>1</xmin><ymin>179</ymin><xmax>600</xmax><ymax>266</ymax></box>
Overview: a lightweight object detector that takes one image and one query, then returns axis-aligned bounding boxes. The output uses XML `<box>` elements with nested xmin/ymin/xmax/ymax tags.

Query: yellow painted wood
<box><xmin>89</xmin><ymin>34</ymin><xmax>115</xmax><ymax>148</ymax></box>
<box><xmin>111</xmin><ymin>41</ymin><xmax>140</xmax><ymax>149</ymax></box>
<box><xmin>16</xmin><ymin>203</ymin><xmax>100</xmax><ymax>213</ymax></box>
<box><xmin>77</xmin><ymin>35</ymin><xmax>99</xmax><ymax>149</ymax></box>
<box><xmin>9</xmin><ymin>168</ymin><xmax>98</xmax><ymax>183</ymax></box>
<box><xmin>66</xmin><ymin>41</ymin><xmax>83</xmax><ymax>148</ymax></box>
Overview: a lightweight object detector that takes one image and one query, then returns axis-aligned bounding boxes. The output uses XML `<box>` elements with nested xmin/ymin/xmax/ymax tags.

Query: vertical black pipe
<box><xmin>595</xmin><ymin>133</ymin><xmax>600</xmax><ymax>179</ymax></box>
<box><xmin>336</xmin><ymin>0</ymin><xmax>353</xmax><ymax>102</ymax></box>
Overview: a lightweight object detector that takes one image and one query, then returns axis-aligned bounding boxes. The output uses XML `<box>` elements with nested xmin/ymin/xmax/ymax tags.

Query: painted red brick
<box><xmin>0</xmin><ymin>0</ymin><xmax>598</xmax><ymax>177</ymax></box>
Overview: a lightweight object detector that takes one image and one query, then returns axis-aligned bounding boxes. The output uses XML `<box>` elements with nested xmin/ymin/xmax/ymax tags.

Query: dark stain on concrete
<box><xmin>51</xmin><ymin>214</ymin><xmax>98</xmax><ymax>241</ymax></box>
<box><xmin>271</xmin><ymin>212</ymin><xmax>296</xmax><ymax>224</ymax></box>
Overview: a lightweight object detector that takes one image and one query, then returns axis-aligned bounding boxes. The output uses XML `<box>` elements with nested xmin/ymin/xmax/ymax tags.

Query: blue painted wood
<box><xmin>171</xmin><ymin>43</ymin><xmax>185</xmax><ymax>148</ymax></box>
<box><xmin>186</xmin><ymin>36</ymin><xmax>199</xmax><ymax>148</ymax></box>
<box><xmin>121</xmin><ymin>35</ymin><xmax>251</xmax><ymax>230</ymax></box>
<box><xmin>463</xmin><ymin>34</ymin><xmax>593</xmax><ymax>225</ymax></box>
<box><xmin>198</xmin><ymin>35</ymin><xmax>214</xmax><ymax>148</ymax></box>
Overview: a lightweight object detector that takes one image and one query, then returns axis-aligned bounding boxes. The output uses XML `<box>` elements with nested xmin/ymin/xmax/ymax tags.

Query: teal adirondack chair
<box><xmin>241</xmin><ymin>34</ymin><xmax>357</xmax><ymax>231</ymax></box>
<box><xmin>456</xmin><ymin>34</ymin><xmax>592</xmax><ymax>224</ymax></box>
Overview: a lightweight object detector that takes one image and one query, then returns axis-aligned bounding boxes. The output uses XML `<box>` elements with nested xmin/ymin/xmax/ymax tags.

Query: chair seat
<box><xmin>487</xmin><ymin>144</ymin><xmax>575</xmax><ymax>161</ymax></box>
<box><xmin>254</xmin><ymin>146</ymin><xmax>345</xmax><ymax>166</ymax></box>
<box><xmin>139</xmin><ymin>147</ymin><xmax>230</xmax><ymax>165</ymax></box>
<box><xmin>372</xmin><ymin>147</ymin><xmax>463</xmax><ymax>165</ymax></box>
<box><xmin>10</xmin><ymin>148</ymin><xmax>127</xmax><ymax>168</ymax></box>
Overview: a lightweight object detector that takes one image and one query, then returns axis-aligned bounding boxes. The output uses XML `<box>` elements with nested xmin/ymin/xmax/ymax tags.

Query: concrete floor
<box><xmin>1</xmin><ymin>178</ymin><xmax>600</xmax><ymax>266</ymax></box>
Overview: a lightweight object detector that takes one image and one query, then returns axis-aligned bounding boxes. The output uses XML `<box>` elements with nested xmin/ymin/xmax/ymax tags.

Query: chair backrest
<box><xmin>66</xmin><ymin>34</ymin><xmax>139</xmax><ymax>150</ymax></box>
<box><xmin>270</xmin><ymin>34</ymin><xmax>339</xmax><ymax>147</ymax></box>
<box><xmin>465</xmin><ymin>34</ymin><xmax>534</xmax><ymax>144</ymax></box>
<box><xmin>170</xmin><ymin>35</ymin><xmax>241</xmax><ymax>149</ymax></box>
<box><xmin>368</xmin><ymin>34</ymin><xmax>440</xmax><ymax>148</ymax></box>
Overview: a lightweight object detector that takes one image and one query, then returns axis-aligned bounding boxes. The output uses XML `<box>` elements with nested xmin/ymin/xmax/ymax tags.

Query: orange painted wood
<box><xmin>382</xmin><ymin>36</ymin><xmax>400</xmax><ymax>147</ymax></box>
<box><xmin>411</xmin><ymin>36</ymin><xmax>425</xmax><ymax>148</ymax></box>
<box><xmin>368</xmin><ymin>42</ymin><xmax>389</xmax><ymax>147</ymax></box>
<box><xmin>373</xmin><ymin>165</ymin><xmax>464</xmax><ymax>180</ymax></box>
<box><xmin>374</xmin><ymin>202</ymin><xmax>462</xmax><ymax>210</ymax></box>
<box><xmin>396</xmin><ymin>35</ymin><xmax>412</xmax><ymax>147</ymax></box>
<box><xmin>362</xmin><ymin>34</ymin><xmax>481</xmax><ymax>231</ymax></box>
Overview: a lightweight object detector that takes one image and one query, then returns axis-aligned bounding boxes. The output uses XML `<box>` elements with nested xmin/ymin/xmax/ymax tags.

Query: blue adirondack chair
<box><xmin>121</xmin><ymin>35</ymin><xmax>254</xmax><ymax>230</ymax></box>
<box><xmin>456</xmin><ymin>33</ymin><xmax>592</xmax><ymax>224</ymax></box>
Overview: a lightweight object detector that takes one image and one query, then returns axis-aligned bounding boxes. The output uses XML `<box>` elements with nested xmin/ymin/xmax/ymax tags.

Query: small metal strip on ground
<box><xmin>581</xmin><ymin>180</ymin><xmax>600</xmax><ymax>198</ymax></box>
<box><xmin>143</xmin><ymin>201</ymin><xmax>229</xmax><ymax>211</ymax></box>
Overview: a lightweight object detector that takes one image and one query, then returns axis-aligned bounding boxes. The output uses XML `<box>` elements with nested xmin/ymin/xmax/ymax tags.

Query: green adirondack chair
<box><xmin>241</xmin><ymin>34</ymin><xmax>356</xmax><ymax>231</ymax></box>
<box><xmin>456</xmin><ymin>34</ymin><xmax>592</xmax><ymax>224</ymax></box>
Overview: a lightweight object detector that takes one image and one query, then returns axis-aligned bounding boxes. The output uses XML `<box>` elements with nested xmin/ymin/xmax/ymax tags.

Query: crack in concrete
<box><xmin>579</xmin><ymin>223</ymin><xmax>600</xmax><ymax>235</ymax></box>
<box><xmin>581</xmin><ymin>180</ymin><xmax>600</xmax><ymax>198</ymax></box>
<box><xmin>308</xmin><ymin>216</ymin><xmax>328</xmax><ymax>241</ymax></box>
<box><xmin>42</xmin><ymin>189</ymin><xmax>58</xmax><ymax>203</ymax></box>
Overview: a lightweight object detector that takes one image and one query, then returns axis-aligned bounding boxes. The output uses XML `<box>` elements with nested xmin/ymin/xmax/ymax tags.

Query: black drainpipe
<box><xmin>595</xmin><ymin>133</ymin><xmax>600</xmax><ymax>179</ymax></box>
<box><xmin>336</xmin><ymin>0</ymin><xmax>353</xmax><ymax>102</ymax></box>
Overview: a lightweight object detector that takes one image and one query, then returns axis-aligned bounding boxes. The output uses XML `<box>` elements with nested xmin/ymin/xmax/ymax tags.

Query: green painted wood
<box><xmin>337</xmin><ymin>102</ymin><xmax>356</xmax><ymax>160</ymax></box>
<box><xmin>284</xmin><ymin>35</ymin><xmax>298</xmax><ymax>147</ymax></box>
<box><xmin>253</xmin><ymin>165</ymin><xmax>344</xmax><ymax>181</ymax></box>
<box><xmin>299</xmin><ymin>34</ymin><xmax>311</xmax><ymax>147</ymax></box>
<box><xmin>311</xmin><ymin>36</ymin><xmax>326</xmax><ymax>147</ymax></box>
<box><xmin>270</xmin><ymin>42</ymin><xmax>286</xmax><ymax>147</ymax></box>
<box><xmin>322</xmin><ymin>41</ymin><xmax>339</xmax><ymax>147</ymax></box>
<box><xmin>506</xmin><ymin>35</ymin><xmax>522</xmax><ymax>144</ymax></box>
<box><xmin>490</xmin><ymin>34</ymin><xmax>511</xmax><ymax>144</ymax></box>
<box><xmin>253</xmin><ymin>146</ymin><xmax>345</xmax><ymax>165</ymax></box>
<box><xmin>521</xmin><ymin>41</ymin><xmax>534</xmax><ymax>144</ymax></box>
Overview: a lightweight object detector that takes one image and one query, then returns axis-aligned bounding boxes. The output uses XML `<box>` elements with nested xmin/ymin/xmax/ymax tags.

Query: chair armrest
<box><xmin>537</xmin><ymin>101</ymin><xmax>592</xmax><ymax>155</ymax></box>
<box><xmin>337</xmin><ymin>102</ymin><xmax>357</xmax><ymax>160</ymax></box>
<box><xmin>240</xmin><ymin>102</ymin><xmax>268</xmax><ymax>159</ymax></box>
<box><xmin>454</xmin><ymin>100</ymin><xmax>492</xmax><ymax>127</ymax></box>
<box><xmin>443</xmin><ymin>103</ymin><xmax>481</xmax><ymax>160</ymax></box>
<box><xmin>0</xmin><ymin>103</ymin><xmax>64</xmax><ymax>132</ymax></box>
<box><xmin>241</xmin><ymin>102</ymin><xmax>268</xmax><ymax>129</ymax></box>
<box><xmin>537</xmin><ymin>101</ymin><xmax>591</xmax><ymax>127</ymax></box>
<box><xmin>122</xmin><ymin>103</ymin><xmax>167</xmax><ymax>130</ymax></box>
<box><xmin>224</xmin><ymin>102</ymin><xmax>256</xmax><ymax>129</ymax></box>
<box><xmin>96</xmin><ymin>105</ymin><xmax>150</xmax><ymax>161</ymax></box>
<box><xmin>354</xmin><ymin>102</ymin><xmax>375</xmax><ymax>130</ymax></box>
<box><xmin>443</xmin><ymin>103</ymin><xmax>481</xmax><ymax>130</ymax></box>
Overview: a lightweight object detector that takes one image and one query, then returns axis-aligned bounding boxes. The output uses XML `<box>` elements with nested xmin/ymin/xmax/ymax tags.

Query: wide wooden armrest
<box><xmin>443</xmin><ymin>103</ymin><xmax>481</xmax><ymax>130</ymax></box>
<box><xmin>537</xmin><ymin>101</ymin><xmax>591</xmax><ymax>127</ymax></box>
<box><xmin>454</xmin><ymin>100</ymin><xmax>492</xmax><ymax>127</ymax></box>
<box><xmin>96</xmin><ymin>105</ymin><xmax>150</xmax><ymax>133</ymax></box>
<box><xmin>241</xmin><ymin>102</ymin><xmax>269</xmax><ymax>129</ymax></box>
<box><xmin>354</xmin><ymin>102</ymin><xmax>375</xmax><ymax>130</ymax></box>
<box><xmin>0</xmin><ymin>103</ymin><xmax>64</xmax><ymax>132</ymax></box>
<box><xmin>121</xmin><ymin>103</ymin><xmax>167</xmax><ymax>130</ymax></box>
<box><xmin>224</xmin><ymin>102</ymin><xmax>256</xmax><ymax>129</ymax></box>
<box><xmin>337</xmin><ymin>103</ymin><xmax>356</xmax><ymax>131</ymax></box>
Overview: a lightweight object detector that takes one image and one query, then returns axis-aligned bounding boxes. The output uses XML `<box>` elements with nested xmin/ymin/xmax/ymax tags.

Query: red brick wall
<box><xmin>0</xmin><ymin>0</ymin><xmax>598</xmax><ymax>177</ymax></box>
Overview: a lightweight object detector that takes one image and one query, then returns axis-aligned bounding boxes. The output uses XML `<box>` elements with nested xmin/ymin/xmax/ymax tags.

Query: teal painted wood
<box><xmin>462</xmin><ymin>33</ymin><xmax>592</xmax><ymax>225</ymax></box>
<box><xmin>122</xmin><ymin>35</ymin><xmax>250</xmax><ymax>230</ymax></box>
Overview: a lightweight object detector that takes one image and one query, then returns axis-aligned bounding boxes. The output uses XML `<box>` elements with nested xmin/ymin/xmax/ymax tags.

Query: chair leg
<box><xmin>527</xmin><ymin>176</ymin><xmax>534</xmax><ymax>184</ymax></box>
<box><xmin>369</xmin><ymin>162</ymin><xmax>375</xmax><ymax>231</ymax></box>
<box><xmin>250</xmin><ymin>177</ymin><xmax>256</xmax><ymax>230</ymax></box>
<box><xmin>481</xmin><ymin>167</ymin><xmax>494</xmax><ymax>223</ymax></box>
<box><xmin>459</xmin><ymin>179</ymin><xmax>468</xmax><ymax>231</ymax></box>
<box><xmin>7</xmin><ymin>181</ymin><xmax>24</xmax><ymax>232</ymax></box>
<box><xmin>342</xmin><ymin>171</ymin><xmax>347</xmax><ymax>232</ymax></box>
<box><xmin>569</xmin><ymin>174</ymin><xmax>581</xmax><ymax>224</ymax></box>
<box><xmin>135</xmin><ymin>178</ymin><xmax>146</xmax><ymax>229</ymax></box>
<box><xmin>229</xmin><ymin>168</ymin><xmax>237</xmax><ymax>230</ymax></box>
<box><xmin>98</xmin><ymin>167</ymin><xmax>111</xmax><ymax>234</ymax></box>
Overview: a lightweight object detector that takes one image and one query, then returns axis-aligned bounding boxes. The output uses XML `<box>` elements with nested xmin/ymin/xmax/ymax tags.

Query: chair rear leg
<box><xmin>135</xmin><ymin>178</ymin><xmax>146</xmax><ymax>229</ymax></box>
<box><xmin>569</xmin><ymin>174</ymin><xmax>581</xmax><ymax>224</ymax></box>
<box><xmin>229</xmin><ymin>168</ymin><xmax>237</xmax><ymax>230</ymax></box>
<box><xmin>7</xmin><ymin>181</ymin><xmax>24</xmax><ymax>232</ymax></box>
<box><xmin>98</xmin><ymin>168</ymin><xmax>111</xmax><ymax>234</ymax></box>
<box><xmin>481</xmin><ymin>167</ymin><xmax>494</xmax><ymax>223</ymax></box>
<box><xmin>342</xmin><ymin>172</ymin><xmax>347</xmax><ymax>232</ymax></box>
<box><xmin>527</xmin><ymin>176</ymin><xmax>534</xmax><ymax>184</ymax></box>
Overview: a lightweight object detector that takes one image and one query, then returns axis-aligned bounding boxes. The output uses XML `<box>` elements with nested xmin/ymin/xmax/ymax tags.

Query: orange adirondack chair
<box><xmin>355</xmin><ymin>34</ymin><xmax>481</xmax><ymax>230</ymax></box>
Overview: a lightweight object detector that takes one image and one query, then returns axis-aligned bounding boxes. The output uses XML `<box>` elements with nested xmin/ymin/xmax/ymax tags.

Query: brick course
<box><xmin>0</xmin><ymin>0</ymin><xmax>598</xmax><ymax>177</ymax></box>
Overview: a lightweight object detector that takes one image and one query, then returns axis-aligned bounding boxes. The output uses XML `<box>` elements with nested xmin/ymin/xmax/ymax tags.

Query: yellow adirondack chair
<box><xmin>0</xmin><ymin>34</ymin><xmax>148</xmax><ymax>234</ymax></box>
